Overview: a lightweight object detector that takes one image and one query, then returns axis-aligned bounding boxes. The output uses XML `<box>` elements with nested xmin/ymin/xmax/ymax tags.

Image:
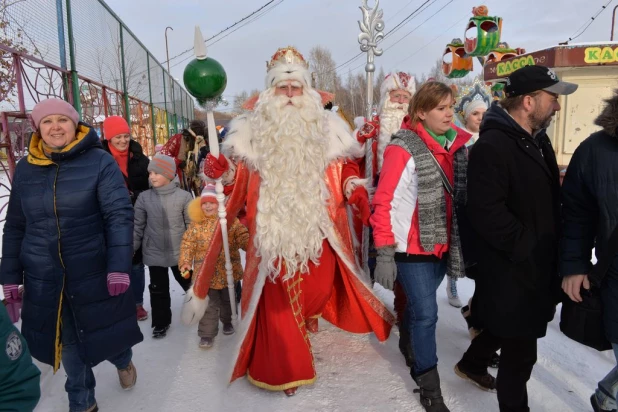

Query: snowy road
<box><xmin>32</xmin><ymin>273</ymin><xmax>613</xmax><ymax>412</ymax></box>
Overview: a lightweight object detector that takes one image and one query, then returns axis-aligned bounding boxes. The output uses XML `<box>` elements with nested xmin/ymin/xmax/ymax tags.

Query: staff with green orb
<box><xmin>181</xmin><ymin>27</ymin><xmax>237</xmax><ymax>322</ymax></box>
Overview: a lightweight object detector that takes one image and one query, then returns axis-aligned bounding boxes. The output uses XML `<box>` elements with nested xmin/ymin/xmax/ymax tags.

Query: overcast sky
<box><xmin>105</xmin><ymin>0</ymin><xmax>617</xmax><ymax>108</ymax></box>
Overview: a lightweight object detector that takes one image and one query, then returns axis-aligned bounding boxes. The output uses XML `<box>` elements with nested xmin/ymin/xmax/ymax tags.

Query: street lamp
<box><xmin>165</xmin><ymin>26</ymin><xmax>175</xmax><ymax>108</ymax></box>
<box><xmin>609</xmin><ymin>6</ymin><xmax>618</xmax><ymax>41</ymax></box>
<box><xmin>165</xmin><ymin>26</ymin><xmax>173</xmax><ymax>76</ymax></box>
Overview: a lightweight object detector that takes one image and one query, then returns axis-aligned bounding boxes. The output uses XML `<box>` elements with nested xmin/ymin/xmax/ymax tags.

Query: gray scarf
<box><xmin>390</xmin><ymin>129</ymin><xmax>467</xmax><ymax>278</ymax></box>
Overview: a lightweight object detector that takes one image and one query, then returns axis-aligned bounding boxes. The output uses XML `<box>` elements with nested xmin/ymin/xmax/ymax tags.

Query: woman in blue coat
<box><xmin>0</xmin><ymin>98</ymin><xmax>143</xmax><ymax>412</ymax></box>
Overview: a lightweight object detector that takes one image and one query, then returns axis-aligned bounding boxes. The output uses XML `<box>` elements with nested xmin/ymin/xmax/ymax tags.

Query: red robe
<box><xmin>159</xmin><ymin>133</ymin><xmax>185</xmax><ymax>179</ymax></box>
<box><xmin>191</xmin><ymin>113</ymin><xmax>395</xmax><ymax>390</ymax></box>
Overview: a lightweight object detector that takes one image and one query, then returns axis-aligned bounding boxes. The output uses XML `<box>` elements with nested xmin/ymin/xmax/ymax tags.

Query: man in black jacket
<box><xmin>561</xmin><ymin>90</ymin><xmax>618</xmax><ymax>412</ymax></box>
<box><xmin>454</xmin><ymin>65</ymin><xmax>577</xmax><ymax>412</ymax></box>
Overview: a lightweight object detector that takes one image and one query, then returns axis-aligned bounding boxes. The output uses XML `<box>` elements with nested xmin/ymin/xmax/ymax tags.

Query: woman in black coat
<box><xmin>0</xmin><ymin>99</ymin><xmax>142</xmax><ymax>412</ymax></box>
<box><xmin>102</xmin><ymin>116</ymin><xmax>150</xmax><ymax>321</ymax></box>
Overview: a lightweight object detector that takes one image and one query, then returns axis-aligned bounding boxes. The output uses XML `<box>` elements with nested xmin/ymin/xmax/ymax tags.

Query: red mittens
<box><xmin>348</xmin><ymin>186</ymin><xmax>371</xmax><ymax>226</ymax></box>
<box><xmin>204</xmin><ymin>154</ymin><xmax>229</xmax><ymax>179</ymax></box>
<box><xmin>357</xmin><ymin>116</ymin><xmax>380</xmax><ymax>144</ymax></box>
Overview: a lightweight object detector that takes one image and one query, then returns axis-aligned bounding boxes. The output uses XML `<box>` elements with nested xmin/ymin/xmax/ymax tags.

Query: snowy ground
<box><xmin>31</xmin><ymin>270</ymin><xmax>614</xmax><ymax>412</ymax></box>
<box><xmin>0</xmin><ymin>169</ymin><xmax>612</xmax><ymax>411</ymax></box>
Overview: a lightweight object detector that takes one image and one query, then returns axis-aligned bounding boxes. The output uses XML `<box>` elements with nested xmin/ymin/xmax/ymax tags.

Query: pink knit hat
<box><xmin>201</xmin><ymin>183</ymin><xmax>218</xmax><ymax>204</ymax></box>
<box><xmin>31</xmin><ymin>98</ymin><xmax>80</xmax><ymax>129</ymax></box>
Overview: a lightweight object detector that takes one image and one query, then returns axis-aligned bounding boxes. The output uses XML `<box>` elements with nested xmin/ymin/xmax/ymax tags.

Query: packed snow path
<box><xmin>30</xmin><ymin>272</ymin><xmax>614</xmax><ymax>411</ymax></box>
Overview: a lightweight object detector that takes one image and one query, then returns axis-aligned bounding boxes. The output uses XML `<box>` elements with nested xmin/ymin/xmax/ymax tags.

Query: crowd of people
<box><xmin>0</xmin><ymin>45</ymin><xmax>617</xmax><ymax>412</ymax></box>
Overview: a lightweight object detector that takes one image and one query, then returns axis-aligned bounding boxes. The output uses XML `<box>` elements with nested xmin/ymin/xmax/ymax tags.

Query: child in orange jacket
<box><xmin>178</xmin><ymin>184</ymin><xmax>248</xmax><ymax>348</ymax></box>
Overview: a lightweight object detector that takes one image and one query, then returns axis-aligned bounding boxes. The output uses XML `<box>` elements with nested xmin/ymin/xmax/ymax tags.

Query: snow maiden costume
<box><xmin>454</xmin><ymin>79</ymin><xmax>492</xmax><ymax>145</ymax></box>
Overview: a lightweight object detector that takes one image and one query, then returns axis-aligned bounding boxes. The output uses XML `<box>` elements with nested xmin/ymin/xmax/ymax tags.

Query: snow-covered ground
<box><xmin>0</xmin><ymin>169</ymin><xmax>612</xmax><ymax>411</ymax></box>
<box><xmin>31</xmin><ymin>272</ymin><xmax>614</xmax><ymax>412</ymax></box>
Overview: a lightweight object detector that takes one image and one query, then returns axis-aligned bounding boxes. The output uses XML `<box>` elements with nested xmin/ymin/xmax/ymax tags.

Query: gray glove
<box><xmin>375</xmin><ymin>246</ymin><xmax>397</xmax><ymax>290</ymax></box>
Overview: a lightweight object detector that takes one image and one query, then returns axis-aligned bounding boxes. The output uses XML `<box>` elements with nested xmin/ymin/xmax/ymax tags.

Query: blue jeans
<box><xmin>61</xmin><ymin>304</ymin><xmax>132</xmax><ymax>412</ymax></box>
<box><xmin>131</xmin><ymin>262</ymin><xmax>145</xmax><ymax>306</ymax></box>
<box><xmin>396</xmin><ymin>258</ymin><xmax>446</xmax><ymax>376</ymax></box>
<box><xmin>595</xmin><ymin>343</ymin><xmax>618</xmax><ymax>410</ymax></box>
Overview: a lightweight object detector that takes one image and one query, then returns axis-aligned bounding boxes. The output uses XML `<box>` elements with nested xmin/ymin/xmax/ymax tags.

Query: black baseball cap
<box><xmin>504</xmin><ymin>65</ymin><xmax>578</xmax><ymax>98</ymax></box>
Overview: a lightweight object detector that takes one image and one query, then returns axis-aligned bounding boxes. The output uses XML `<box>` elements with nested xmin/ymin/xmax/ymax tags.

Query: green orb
<box><xmin>183</xmin><ymin>57</ymin><xmax>227</xmax><ymax>100</ymax></box>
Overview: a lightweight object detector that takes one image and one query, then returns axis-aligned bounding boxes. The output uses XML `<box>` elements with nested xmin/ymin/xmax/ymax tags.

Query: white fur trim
<box><xmin>181</xmin><ymin>287</ymin><xmax>210</xmax><ymax>326</ymax></box>
<box><xmin>380</xmin><ymin>72</ymin><xmax>416</xmax><ymax>99</ymax></box>
<box><xmin>222</xmin><ymin>111</ymin><xmax>363</xmax><ymax>167</ymax></box>
<box><xmin>265</xmin><ymin>63</ymin><xmax>312</xmax><ymax>89</ymax></box>
<box><xmin>353</xmin><ymin>116</ymin><xmax>365</xmax><ymax>130</ymax></box>
<box><xmin>225</xmin><ymin>263</ymin><xmax>269</xmax><ymax>384</ymax></box>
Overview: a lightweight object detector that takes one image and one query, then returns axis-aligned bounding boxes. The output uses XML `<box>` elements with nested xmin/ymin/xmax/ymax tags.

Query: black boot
<box><xmin>489</xmin><ymin>352</ymin><xmax>500</xmax><ymax>369</ymax></box>
<box><xmin>412</xmin><ymin>368</ymin><xmax>450</xmax><ymax>412</ymax></box>
<box><xmin>398</xmin><ymin>321</ymin><xmax>415</xmax><ymax>368</ymax></box>
<box><xmin>149</xmin><ymin>284</ymin><xmax>171</xmax><ymax>330</ymax></box>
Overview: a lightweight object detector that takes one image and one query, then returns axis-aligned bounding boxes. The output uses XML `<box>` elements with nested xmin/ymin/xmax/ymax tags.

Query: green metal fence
<box><xmin>0</xmin><ymin>0</ymin><xmax>194</xmax><ymax>156</ymax></box>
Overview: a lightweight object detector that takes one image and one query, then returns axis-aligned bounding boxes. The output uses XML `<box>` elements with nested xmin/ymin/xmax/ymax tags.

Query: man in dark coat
<box><xmin>561</xmin><ymin>90</ymin><xmax>618</xmax><ymax>412</ymax></box>
<box><xmin>454</xmin><ymin>66</ymin><xmax>578</xmax><ymax>412</ymax></box>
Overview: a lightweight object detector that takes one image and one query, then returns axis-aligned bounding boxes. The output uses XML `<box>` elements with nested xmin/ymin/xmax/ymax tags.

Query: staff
<box><xmin>358</xmin><ymin>0</ymin><xmax>384</xmax><ymax>278</ymax></box>
<box><xmin>183</xmin><ymin>27</ymin><xmax>236</xmax><ymax>320</ymax></box>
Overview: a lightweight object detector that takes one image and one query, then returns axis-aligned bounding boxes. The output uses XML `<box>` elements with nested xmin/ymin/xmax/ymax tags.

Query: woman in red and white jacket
<box><xmin>370</xmin><ymin>82</ymin><xmax>471</xmax><ymax>412</ymax></box>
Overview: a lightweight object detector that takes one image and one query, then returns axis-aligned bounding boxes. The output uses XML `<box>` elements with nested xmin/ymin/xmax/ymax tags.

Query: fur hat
<box><xmin>594</xmin><ymin>89</ymin><xmax>618</xmax><ymax>137</ymax></box>
<box><xmin>265</xmin><ymin>46</ymin><xmax>312</xmax><ymax>89</ymax></box>
<box><xmin>380</xmin><ymin>72</ymin><xmax>416</xmax><ymax>101</ymax></box>
<box><xmin>102</xmin><ymin>116</ymin><xmax>130</xmax><ymax>140</ymax></box>
<box><xmin>31</xmin><ymin>98</ymin><xmax>80</xmax><ymax>129</ymax></box>
<box><xmin>148</xmin><ymin>154</ymin><xmax>176</xmax><ymax>181</ymax></box>
<box><xmin>201</xmin><ymin>183</ymin><xmax>218</xmax><ymax>204</ymax></box>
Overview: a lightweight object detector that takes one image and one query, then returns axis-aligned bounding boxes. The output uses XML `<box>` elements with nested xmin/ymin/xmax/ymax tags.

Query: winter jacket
<box><xmin>0</xmin><ymin>304</ymin><xmax>40</xmax><ymax>412</ymax></box>
<box><xmin>102</xmin><ymin>139</ymin><xmax>149</xmax><ymax>265</ymax></box>
<box><xmin>560</xmin><ymin>93</ymin><xmax>618</xmax><ymax>343</ymax></box>
<box><xmin>101</xmin><ymin>139</ymin><xmax>150</xmax><ymax>204</ymax></box>
<box><xmin>371</xmin><ymin>120</ymin><xmax>470</xmax><ymax>256</ymax></box>
<box><xmin>133</xmin><ymin>180</ymin><xmax>193</xmax><ymax>267</ymax></box>
<box><xmin>178</xmin><ymin>198</ymin><xmax>248</xmax><ymax>289</ymax></box>
<box><xmin>468</xmin><ymin>102</ymin><xmax>562</xmax><ymax>339</ymax></box>
<box><xmin>0</xmin><ymin>124</ymin><xmax>143</xmax><ymax>370</ymax></box>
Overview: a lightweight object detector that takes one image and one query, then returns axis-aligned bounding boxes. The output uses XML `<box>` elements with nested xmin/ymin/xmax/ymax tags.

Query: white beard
<box><xmin>377</xmin><ymin>99</ymin><xmax>408</xmax><ymax>172</ymax></box>
<box><xmin>249</xmin><ymin>88</ymin><xmax>333</xmax><ymax>281</ymax></box>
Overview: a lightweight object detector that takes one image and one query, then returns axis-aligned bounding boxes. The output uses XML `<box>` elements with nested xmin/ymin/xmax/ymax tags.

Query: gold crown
<box><xmin>266</xmin><ymin>46</ymin><xmax>309</xmax><ymax>70</ymax></box>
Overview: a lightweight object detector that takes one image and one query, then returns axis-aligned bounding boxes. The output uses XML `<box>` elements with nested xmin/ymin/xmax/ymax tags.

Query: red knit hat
<box><xmin>103</xmin><ymin>116</ymin><xmax>130</xmax><ymax>140</ymax></box>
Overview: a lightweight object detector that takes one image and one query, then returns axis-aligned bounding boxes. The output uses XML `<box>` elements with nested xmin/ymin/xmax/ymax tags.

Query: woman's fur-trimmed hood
<box><xmin>594</xmin><ymin>90</ymin><xmax>618</xmax><ymax>137</ymax></box>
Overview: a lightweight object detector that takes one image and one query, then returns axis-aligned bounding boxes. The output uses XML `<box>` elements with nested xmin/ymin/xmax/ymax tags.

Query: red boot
<box><xmin>284</xmin><ymin>387</ymin><xmax>297</xmax><ymax>397</ymax></box>
<box><xmin>306</xmin><ymin>317</ymin><xmax>319</xmax><ymax>333</ymax></box>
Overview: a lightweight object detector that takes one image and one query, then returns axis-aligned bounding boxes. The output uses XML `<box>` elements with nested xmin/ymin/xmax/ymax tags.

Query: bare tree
<box><xmin>232</xmin><ymin>90</ymin><xmax>249</xmax><ymax>114</ymax></box>
<box><xmin>308</xmin><ymin>46</ymin><xmax>337</xmax><ymax>93</ymax></box>
<box><xmin>91</xmin><ymin>22</ymin><xmax>148</xmax><ymax>102</ymax></box>
<box><xmin>0</xmin><ymin>0</ymin><xmax>44</xmax><ymax>108</ymax></box>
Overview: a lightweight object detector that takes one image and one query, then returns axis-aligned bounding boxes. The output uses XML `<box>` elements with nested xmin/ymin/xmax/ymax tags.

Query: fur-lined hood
<box><xmin>594</xmin><ymin>91</ymin><xmax>618</xmax><ymax>137</ymax></box>
<box><xmin>187</xmin><ymin>198</ymin><xmax>218</xmax><ymax>224</ymax></box>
